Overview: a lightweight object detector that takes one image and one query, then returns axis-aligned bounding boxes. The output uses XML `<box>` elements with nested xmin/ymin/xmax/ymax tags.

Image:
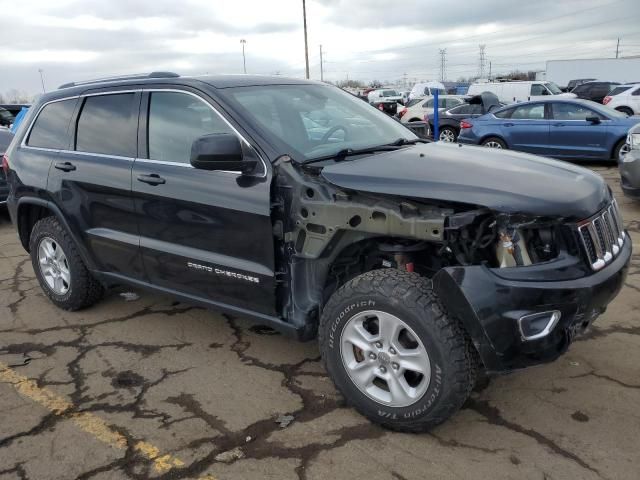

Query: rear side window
<box><xmin>511</xmin><ymin>104</ymin><xmax>545</xmax><ymax>119</ymax></box>
<box><xmin>609</xmin><ymin>86</ymin><xmax>631</xmax><ymax>96</ymax></box>
<box><xmin>76</xmin><ymin>93</ymin><xmax>137</xmax><ymax>157</ymax></box>
<box><xmin>27</xmin><ymin>99</ymin><xmax>76</xmax><ymax>149</ymax></box>
<box><xmin>633</xmin><ymin>88</ymin><xmax>640</xmax><ymax>96</ymax></box>
<box><xmin>493</xmin><ymin>107</ymin><xmax>513</xmax><ymax>119</ymax></box>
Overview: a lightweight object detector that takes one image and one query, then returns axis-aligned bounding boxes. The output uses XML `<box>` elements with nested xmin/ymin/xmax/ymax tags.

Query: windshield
<box><xmin>546</xmin><ymin>82</ymin><xmax>563</xmax><ymax>94</ymax></box>
<box><xmin>381</xmin><ymin>90</ymin><xmax>399</xmax><ymax>97</ymax></box>
<box><xmin>226</xmin><ymin>84</ymin><xmax>416</xmax><ymax>162</ymax></box>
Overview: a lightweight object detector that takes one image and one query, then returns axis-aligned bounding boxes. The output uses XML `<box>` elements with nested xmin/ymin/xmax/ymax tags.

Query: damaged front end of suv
<box><xmin>272</xmin><ymin>142</ymin><xmax>631</xmax><ymax>375</ymax></box>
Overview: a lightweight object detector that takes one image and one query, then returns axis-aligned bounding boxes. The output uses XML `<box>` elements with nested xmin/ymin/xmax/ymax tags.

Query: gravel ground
<box><xmin>0</xmin><ymin>165</ymin><xmax>638</xmax><ymax>480</ymax></box>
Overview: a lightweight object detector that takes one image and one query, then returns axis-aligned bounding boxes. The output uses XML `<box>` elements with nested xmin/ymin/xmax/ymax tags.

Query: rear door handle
<box><xmin>552</xmin><ymin>123</ymin><xmax>565</xmax><ymax>127</ymax></box>
<box><xmin>137</xmin><ymin>173</ymin><xmax>166</xmax><ymax>186</ymax></box>
<box><xmin>54</xmin><ymin>161</ymin><xmax>76</xmax><ymax>172</ymax></box>
<box><xmin>503</xmin><ymin>122</ymin><xmax>514</xmax><ymax>127</ymax></box>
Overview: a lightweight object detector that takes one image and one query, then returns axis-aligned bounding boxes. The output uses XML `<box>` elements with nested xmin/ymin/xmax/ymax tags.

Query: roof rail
<box><xmin>58</xmin><ymin>71</ymin><xmax>180</xmax><ymax>89</ymax></box>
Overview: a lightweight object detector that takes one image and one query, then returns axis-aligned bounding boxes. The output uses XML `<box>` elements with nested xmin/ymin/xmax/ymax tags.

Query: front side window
<box><xmin>27</xmin><ymin>98</ymin><xmax>77</xmax><ymax>149</ymax></box>
<box><xmin>511</xmin><ymin>104</ymin><xmax>545</xmax><ymax>119</ymax></box>
<box><xmin>551</xmin><ymin>103</ymin><xmax>599</xmax><ymax>120</ymax></box>
<box><xmin>76</xmin><ymin>93</ymin><xmax>137</xmax><ymax>157</ymax></box>
<box><xmin>148</xmin><ymin>91</ymin><xmax>234</xmax><ymax>163</ymax></box>
<box><xmin>530</xmin><ymin>84</ymin><xmax>549</xmax><ymax>96</ymax></box>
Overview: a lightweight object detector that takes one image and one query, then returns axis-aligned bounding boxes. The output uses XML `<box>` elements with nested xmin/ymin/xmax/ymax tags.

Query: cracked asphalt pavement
<box><xmin>1</xmin><ymin>165</ymin><xmax>639</xmax><ymax>480</ymax></box>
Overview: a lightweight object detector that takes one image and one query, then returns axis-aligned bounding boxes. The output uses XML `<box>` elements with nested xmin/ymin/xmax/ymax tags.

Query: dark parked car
<box><xmin>0</xmin><ymin>104</ymin><xmax>30</xmax><ymax>117</ymax></box>
<box><xmin>620</xmin><ymin>123</ymin><xmax>640</xmax><ymax>198</ymax></box>
<box><xmin>0</xmin><ymin>127</ymin><xmax>14</xmax><ymax>204</ymax></box>
<box><xmin>570</xmin><ymin>81</ymin><xmax>619</xmax><ymax>104</ymax></box>
<box><xmin>566</xmin><ymin>78</ymin><xmax>596</xmax><ymax>92</ymax></box>
<box><xmin>4</xmin><ymin>73</ymin><xmax>631</xmax><ymax>432</ymax></box>
<box><xmin>425</xmin><ymin>92</ymin><xmax>501</xmax><ymax>142</ymax></box>
<box><xmin>458</xmin><ymin>98</ymin><xmax>639</xmax><ymax>161</ymax></box>
<box><xmin>0</xmin><ymin>107</ymin><xmax>14</xmax><ymax>127</ymax></box>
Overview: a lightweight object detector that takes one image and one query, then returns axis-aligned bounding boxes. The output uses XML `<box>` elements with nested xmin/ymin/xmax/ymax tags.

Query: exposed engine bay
<box><xmin>271</xmin><ymin>157</ymin><xmax>567</xmax><ymax>333</ymax></box>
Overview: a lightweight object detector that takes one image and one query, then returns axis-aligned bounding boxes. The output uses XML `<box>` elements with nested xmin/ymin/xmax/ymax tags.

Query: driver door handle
<box><xmin>503</xmin><ymin>122</ymin><xmax>514</xmax><ymax>127</ymax></box>
<box><xmin>552</xmin><ymin>123</ymin><xmax>565</xmax><ymax>127</ymax></box>
<box><xmin>137</xmin><ymin>173</ymin><xmax>166</xmax><ymax>186</ymax></box>
<box><xmin>54</xmin><ymin>161</ymin><xmax>76</xmax><ymax>172</ymax></box>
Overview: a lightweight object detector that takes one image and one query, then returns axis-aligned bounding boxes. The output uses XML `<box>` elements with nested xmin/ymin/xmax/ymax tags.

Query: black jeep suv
<box><xmin>4</xmin><ymin>73</ymin><xmax>631</xmax><ymax>432</ymax></box>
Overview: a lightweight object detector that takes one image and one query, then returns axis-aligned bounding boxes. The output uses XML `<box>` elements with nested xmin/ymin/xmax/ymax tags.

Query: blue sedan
<box><xmin>457</xmin><ymin>98</ymin><xmax>639</xmax><ymax>162</ymax></box>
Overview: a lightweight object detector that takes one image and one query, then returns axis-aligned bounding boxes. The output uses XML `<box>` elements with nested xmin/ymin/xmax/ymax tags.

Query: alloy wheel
<box><xmin>38</xmin><ymin>237</ymin><xmax>71</xmax><ymax>295</ymax></box>
<box><xmin>340</xmin><ymin>310</ymin><xmax>431</xmax><ymax>407</ymax></box>
<box><xmin>439</xmin><ymin>129</ymin><xmax>456</xmax><ymax>142</ymax></box>
<box><xmin>483</xmin><ymin>141</ymin><xmax>503</xmax><ymax>149</ymax></box>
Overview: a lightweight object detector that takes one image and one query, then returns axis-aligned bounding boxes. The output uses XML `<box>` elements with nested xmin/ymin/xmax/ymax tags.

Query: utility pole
<box><xmin>403</xmin><ymin>72</ymin><xmax>408</xmax><ymax>88</ymax></box>
<box><xmin>240</xmin><ymin>39</ymin><xmax>247</xmax><ymax>74</ymax></box>
<box><xmin>302</xmin><ymin>0</ymin><xmax>310</xmax><ymax>79</ymax></box>
<box><xmin>616</xmin><ymin>37</ymin><xmax>620</xmax><ymax>58</ymax></box>
<box><xmin>38</xmin><ymin>68</ymin><xmax>46</xmax><ymax>93</ymax></box>
<box><xmin>319</xmin><ymin>44</ymin><xmax>324</xmax><ymax>82</ymax></box>
<box><xmin>478</xmin><ymin>45</ymin><xmax>486</xmax><ymax>79</ymax></box>
<box><xmin>489</xmin><ymin>61</ymin><xmax>492</xmax><ymax>80</ymax></box>
<box><xmin>439</xmin><ymin>49</ymin><xmax>447</xmax><ymax>82</ymax></box>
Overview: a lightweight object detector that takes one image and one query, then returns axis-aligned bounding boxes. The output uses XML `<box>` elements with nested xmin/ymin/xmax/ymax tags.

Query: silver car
<box><xmin>620</xmin><ymin>123</ymin><xmax>640</xmax><ymax>199</ymax></box>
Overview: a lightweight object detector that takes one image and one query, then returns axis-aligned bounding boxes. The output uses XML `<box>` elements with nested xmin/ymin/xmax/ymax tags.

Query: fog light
<box><xmin>518</xmin><ymin>311</ymin><xmax>561</xmax><ymax>341</ymax></box>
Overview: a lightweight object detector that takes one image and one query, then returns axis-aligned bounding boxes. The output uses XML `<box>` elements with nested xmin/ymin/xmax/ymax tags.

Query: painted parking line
<box><xmin>0</xmin><ymin>361</ymin><xmax>218</xmax><ymax>479</ymax></box>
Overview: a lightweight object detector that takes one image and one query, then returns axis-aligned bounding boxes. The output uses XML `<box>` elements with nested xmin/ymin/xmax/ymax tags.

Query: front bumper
<box><xmin>619</xmin><ymin>150</ymin><xmax>640</xmax><ymax>199</ymax></box>
<box><xmin>433</xmin><ymin>234</ymin><xmax>632</xmax><ymax>373</ymax></box>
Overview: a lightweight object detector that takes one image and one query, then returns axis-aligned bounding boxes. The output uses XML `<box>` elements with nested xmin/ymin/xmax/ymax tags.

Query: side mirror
<box><xmin>586</xmin><ymin>116</ymin><xmax>601</xmax><ymax>124</ymax></box>
<box><xmin>190</xmin><ymin>133</ymin><xmax>257</xmax><ymax>174</ymax></box>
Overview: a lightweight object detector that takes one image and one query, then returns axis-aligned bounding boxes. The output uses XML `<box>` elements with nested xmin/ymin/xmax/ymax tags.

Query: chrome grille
<box><xmin>577</xmin><ymin>199</ymin><xmax>625</xmax><ymax>271</ymax></box>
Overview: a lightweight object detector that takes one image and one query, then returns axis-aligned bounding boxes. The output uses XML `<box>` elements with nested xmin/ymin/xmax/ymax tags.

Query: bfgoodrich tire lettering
<box><xmin>29</xmin><ymin>216</ymin><xmax>104</xmax><ymax>311</ymax></box>
<box><xmin>319</xmin><ymin>269</ymin><xmax>478</xmax><ymax>432</ymax></box>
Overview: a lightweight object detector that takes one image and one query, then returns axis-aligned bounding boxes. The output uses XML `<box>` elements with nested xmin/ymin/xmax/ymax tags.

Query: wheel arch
<box><xmin>479</xmin><ymin>134</ymin><xmax>508</xmax><ymax>148</ymax></box>
<box><xmin>16</xmin><ymin>198</ymin><xmax>97</xmax><ymax>270</ymax></box>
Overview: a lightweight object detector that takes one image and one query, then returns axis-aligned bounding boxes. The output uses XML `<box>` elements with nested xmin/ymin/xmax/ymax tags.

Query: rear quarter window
<box><xmin>493</xmin><ymin>108</ymin><xmax>513</xmax><ymax>119</ymax></box>
<box><xmin>609</xmin><ymin>86</ymin><xmax>631</xmax><ymax>96</ymax></box>
<box><xmin>26</xmin><ymin>98</ymin><xmax>77</xmax><ymax>149</ymax></box>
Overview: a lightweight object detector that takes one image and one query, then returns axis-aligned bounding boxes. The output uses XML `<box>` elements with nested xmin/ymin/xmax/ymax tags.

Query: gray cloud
<box><xmin>2</xmin><ymin>0</ymin><xmax>640</xmax><ymax>95</ymax></box>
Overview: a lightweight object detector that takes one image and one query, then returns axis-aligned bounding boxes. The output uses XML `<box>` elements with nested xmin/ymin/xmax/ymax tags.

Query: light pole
<box><xmin>302</xmin><ymin>0</ymin><xmax>309</xmax><ymax>79</ymax></box>
<box><xmin>240</xmin><ymin>39</ymin><xmax>247</xmax><ymax>74</ymax></box>
<box><xmin>38</xmin><ymin>68</ymin><xmax>46</xmax><ymax>93</ymax></box>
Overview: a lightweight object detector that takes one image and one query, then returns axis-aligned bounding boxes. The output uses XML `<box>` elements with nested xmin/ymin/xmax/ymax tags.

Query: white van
<box><xmin>467</xmin><ymin>81</ymin><xmax>576</xmax><ymax>103</ymax></box>
<box><xmin>409</xmin><ymin>81</ymin><xmax>446</xmax><ymax>101</ymax></box>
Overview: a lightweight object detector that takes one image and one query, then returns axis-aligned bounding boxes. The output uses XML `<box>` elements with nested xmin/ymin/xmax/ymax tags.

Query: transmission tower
<box><xmin>478</xmin><ymin>45</ymin><xmax>486</xmax><ymax>79</ymax></box>
<box><xmin>439</xmin><ymin>49</ymin><xmax>447</xmax><ymax>82</ymax></box>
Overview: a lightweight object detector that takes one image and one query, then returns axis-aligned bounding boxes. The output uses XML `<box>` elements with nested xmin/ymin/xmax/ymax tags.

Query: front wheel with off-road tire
<box><xmin>29</xmin><ymin>216</ymin><xmax>104</xmax><ymax>311</ymax></box>
<box><xmin>319</xmin><ymin>269</ymin><xmax>478</xmax><ymax>432</ymax></box>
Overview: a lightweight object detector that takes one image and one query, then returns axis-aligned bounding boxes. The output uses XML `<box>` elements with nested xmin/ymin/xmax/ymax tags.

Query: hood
<box><xmin>320</xmin><ymin>142</ymin><xmax>609</xmax><ymax>219</ymax></box>
<box><xmin>557</xmin><ymin>92</ymin><xmax>577</xmax><ymax>98</ymax></box>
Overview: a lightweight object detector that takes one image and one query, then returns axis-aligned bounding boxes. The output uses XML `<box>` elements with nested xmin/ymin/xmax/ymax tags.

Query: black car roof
<box><xmin>44</xmin><ymin>73</ymin><xmax>321</xmax><ymax>103</ymax></box>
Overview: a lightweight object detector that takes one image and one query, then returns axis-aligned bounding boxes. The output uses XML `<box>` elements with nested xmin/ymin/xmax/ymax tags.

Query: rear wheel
<box><xmin>319</xmin><ymin>269</ymin><xmax>478</xmax><ymax>432</ymax></box>
<box><xmin>438</xmin><ymin>126</ymin><xmax>458</xmax><ymax>143</ymax></box>
<box><xmin>481</xmin><ymin>137</ymin><xmax>506</xmax><ymax>149</ymax></box>
<box><xmin>29</xmin><ymin>216</ymin><xmax>104</xmax><ymax>311</ymax></box>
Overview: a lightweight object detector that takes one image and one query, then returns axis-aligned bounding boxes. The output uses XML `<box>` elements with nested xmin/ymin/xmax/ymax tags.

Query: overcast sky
<box><xmin>1</xmin><ymin>0</ymin><xmax>639</xmax><ymax>95</ymax></box>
